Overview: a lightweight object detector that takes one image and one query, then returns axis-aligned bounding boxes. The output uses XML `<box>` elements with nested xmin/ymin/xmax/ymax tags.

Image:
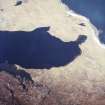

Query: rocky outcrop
<box><xmin>0</xmin><ymin>70</ymin><xmax>51</xmax><ymax>105</ymax></box>
<box><xmin>1</xmin><ymin>65</ymin><xmax>105</xmax><ymax>105</ymax></box>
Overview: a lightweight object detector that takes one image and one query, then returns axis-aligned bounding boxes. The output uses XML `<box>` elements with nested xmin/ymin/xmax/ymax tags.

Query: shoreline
<box><xmin>61</xmin><ymin>0</ymin><xmax>105</xmax><ymax>49</ymax></box>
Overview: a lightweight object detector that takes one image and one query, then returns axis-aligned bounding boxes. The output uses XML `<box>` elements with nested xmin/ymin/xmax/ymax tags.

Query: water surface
<box><xmin>62</xmin><ymin>0</ymin><xmax>105</xmax><ymax>44</ymax></box>
<box><xmin>0</xmin><ymin>27</ymin><xmax>87</xmax><ymax>69</ymax></box>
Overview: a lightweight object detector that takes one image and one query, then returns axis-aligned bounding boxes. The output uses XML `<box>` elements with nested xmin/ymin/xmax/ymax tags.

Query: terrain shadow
<box><xmin>0</xmin><ymin>64</ymin><xmax>33</xmax><ymax>82</ymax></box>
<box><xmin>0</xmin><ymin>27</ymin><xmax>87</xmax><ymax>69</ymax></box>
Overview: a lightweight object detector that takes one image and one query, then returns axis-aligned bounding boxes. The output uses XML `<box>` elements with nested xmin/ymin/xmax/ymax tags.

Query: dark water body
<box><xmin>62</xmin><ymin>0</ymin><xmax>105</xmax><ymax>44</ymax></box>
<box><xmin>0</xmin><ymin>27</ymin><xmax>87</xmax><ymax>69</ymax></box>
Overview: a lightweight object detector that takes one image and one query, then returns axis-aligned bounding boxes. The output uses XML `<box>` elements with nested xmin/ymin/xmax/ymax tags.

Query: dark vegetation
<box><xmin>0</xmin><ymin>9</ymin><xmax>4</xmax><ymax>12</ymax></box>
<box><xmin>79</xmin><ymin>23</ymin><xmax>86</xmax><ymax>26</ymax></box>
<box><xmin>15</xmin><ymin>1</ymin><xmax>22</xmax><ymax>6</ymax></box>
<box><xmin>0</xmin><ymin>27</ymin><xmax>87</xmax><ymax>69</ymax></box>
<box><xmin>0</xmin><ymin>70</ymin><xmax>50</xmax><ymax>105</ymax></box>
<box><xmin>0</xmin><ymin>62</ymin><xmax>50</xmax><ymax>105</ymax></box>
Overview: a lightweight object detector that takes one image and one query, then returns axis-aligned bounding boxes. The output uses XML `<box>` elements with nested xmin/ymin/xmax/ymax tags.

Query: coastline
<box><xmin>61</xmin><ymin>0</ymin><xmax>105</xmax><ymax>49</ymax></box>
